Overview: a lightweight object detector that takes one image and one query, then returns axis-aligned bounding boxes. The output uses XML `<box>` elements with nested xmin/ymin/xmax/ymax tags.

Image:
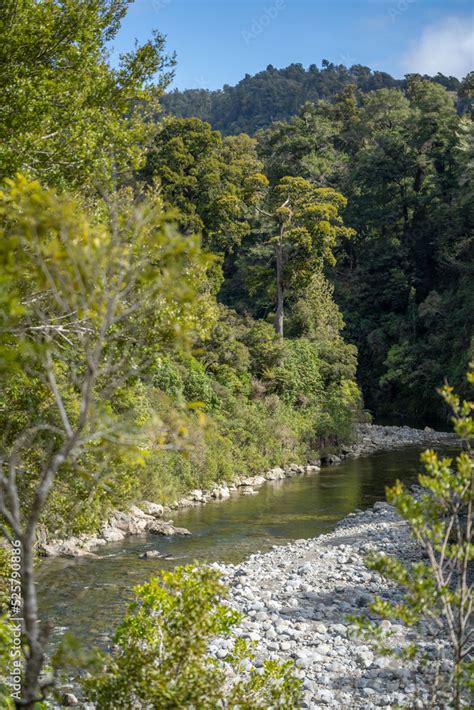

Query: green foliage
<box><xmin>0</xmin><ymin>175</ymin><xmax>216</xmax><ymax>537</ymax></box>
<box><xmin>258</xmin><ymin>101</ymin><xmax>347</xmax><ymax>186</ymax></box>
<box><xmin>272</xmin><ymin>177</ymin><xmax>355</xmax><ymax>271</ymax></box>
<box><xmin>271</xmin><ymin>339</ymin><xmax>323</xmax><ymax>406</ymax></box>
<box><xmin>353</xmin><ymin>371</ymin><xmax>473</xmax><ymax>708</ymax></box>
<box><xmin>243</xmin><ymin>76</ymin><xmax>474</xmax><ymax>420</ymax></box>
<box><xmin>93</xmin><ymin>312</ymin><xmax>360</xmax><ymax>512</ymax></box>
<box><xmin>83</xmin><ymin>565</ymin><xmax>302</xmax><ymax>708</ymax></box>
<box><xmin>142</xmin><ymin>116</ymin><xmax>264</xmax><ymax>253</ymax></box>
<box><xmin>0</xmin><ymin>0</ymin><xmax>175</xmax><ymax>191</ymax></box>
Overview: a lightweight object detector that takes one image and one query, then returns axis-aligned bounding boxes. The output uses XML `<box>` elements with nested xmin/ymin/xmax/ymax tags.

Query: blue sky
<box><xmin>111</xmin><ymin>0</ymin><xmax>474</xmax><ymax>90</ymax></box>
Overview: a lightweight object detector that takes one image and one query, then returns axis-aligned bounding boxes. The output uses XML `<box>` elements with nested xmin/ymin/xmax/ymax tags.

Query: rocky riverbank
<box><xmin>37</xmin><ymin>424</ymin><xmax>456</xmax><ymax>557</ymax></box>
<box><xmin>212</xmin><ymin>502</ymin><xmax>449</xmax><ymax>709</ymax></box>
<box><xmin>325</xmin><ymin>422</ymin><xmax>455</xmax><ymax>464</ymax></box>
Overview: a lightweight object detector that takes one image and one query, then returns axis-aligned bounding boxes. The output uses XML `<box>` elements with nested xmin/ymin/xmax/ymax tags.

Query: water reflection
<box><xmin>37</xmin><ymin>445</ymin><xmax>439</xmax><ymax>648</ymax></box>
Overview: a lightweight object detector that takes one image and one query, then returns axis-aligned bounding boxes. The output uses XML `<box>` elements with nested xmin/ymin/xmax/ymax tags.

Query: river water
<box><xmin>37</xmin><ymin>445</ymin><xmax>437</xmax><ymax>650</ymax></box>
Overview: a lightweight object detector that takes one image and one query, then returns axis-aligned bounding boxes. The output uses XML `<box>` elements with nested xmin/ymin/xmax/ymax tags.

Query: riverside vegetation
<box><xmin>0</xmin><ymin>1</ymin><xmax>472</xmax><ymax>707</ymax></box>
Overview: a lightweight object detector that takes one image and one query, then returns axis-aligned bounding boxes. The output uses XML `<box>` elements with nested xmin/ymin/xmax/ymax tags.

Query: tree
<box><xmin>257</xmin><ymin>102</ymin><xmax>345</xmax><ymax>186</ymax></box>
<box><xmin>143</xmin><ymin>116</ymin><xmax>264</xmax><ymax>254</ymax></box>
<box><xmin>0</xmin><ymin>176</ymin><xmax>211</xmax><ymax>707</ymax></box>
<box><xmin>254</xmin><ymin>176</ymin><xmax>354</xmax><ymax>336</ymax></box>
<box><xmin>83</xmin><ymin>565</ymin><xmax>302</xmax><ymax>708</ymax></box>
<box><xmin>0</xmin><ymin>0</ymin><xmax>174</xmax><ymax>192</ymax></box>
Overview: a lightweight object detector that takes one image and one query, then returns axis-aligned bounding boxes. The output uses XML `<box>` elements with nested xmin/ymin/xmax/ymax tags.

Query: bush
<box><xmin>83</xmin><ymin>565</ymin><xmax>302</xmax><ymax>709</ymax></box>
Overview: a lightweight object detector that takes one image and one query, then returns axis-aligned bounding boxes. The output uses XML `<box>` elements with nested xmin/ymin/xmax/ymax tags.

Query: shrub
<box><xmin>83</xmin><ymin>565</ymin><xmax>302</xmax><ymax>709</ymax></box>
<box><xmin>270</xmin><ymin>338</ymin><xmax>324</xmax><ymax>407</ymax></box>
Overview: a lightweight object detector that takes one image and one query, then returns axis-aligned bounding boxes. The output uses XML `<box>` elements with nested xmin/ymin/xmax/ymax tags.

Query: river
<box><xmin>36</xmin><ymin>443</ymin><xmax>445</xmax><ymax>652</ymax></box>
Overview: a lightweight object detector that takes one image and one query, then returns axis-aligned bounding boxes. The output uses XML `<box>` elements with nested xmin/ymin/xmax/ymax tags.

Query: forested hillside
<box><xmin>230</xmin><ymin>79</ymin><xmax>474</xmax><ymax>421</ymax></box>
<box><xmin>161</xmin><ymin>61</ymin><xmax>464</xmax><ymax>135</ymax></box>
<box><xmin>164</xmin><ymin>68</ymin><xmax>473</xmax><ymax>422</ymax></box>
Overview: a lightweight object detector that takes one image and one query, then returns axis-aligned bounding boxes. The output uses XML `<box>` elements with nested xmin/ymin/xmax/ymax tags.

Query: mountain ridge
<box><xmin>161</xmin><ymin>61</ymin><xmax>463</xmax><ymax>135</ymax></box>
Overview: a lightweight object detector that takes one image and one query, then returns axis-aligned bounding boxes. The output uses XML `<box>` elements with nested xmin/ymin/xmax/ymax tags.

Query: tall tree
<box><xmin>253</xmin><ymin>176</ymin><xmax>354</xmax><ymax>336</ymax></box>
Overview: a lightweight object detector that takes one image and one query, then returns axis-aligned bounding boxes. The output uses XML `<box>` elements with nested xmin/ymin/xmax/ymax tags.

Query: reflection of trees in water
<box><xmin>39</xmin><ymin>447</ymin><xmax>428</xmax><ymax>648</ymax></box>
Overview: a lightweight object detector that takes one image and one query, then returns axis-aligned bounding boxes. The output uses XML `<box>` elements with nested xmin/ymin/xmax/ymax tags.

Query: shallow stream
<box><xmin>37</xmin><ymin>445</ymin><xmax>438</xmax><ymax>649</ymax></box>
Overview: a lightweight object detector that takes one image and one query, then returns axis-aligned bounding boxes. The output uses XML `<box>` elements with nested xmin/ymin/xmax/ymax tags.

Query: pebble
<box><xmin>211</xmin><ymin>501</ymin><xmax>452</xmax><ymax>708</ymax></box>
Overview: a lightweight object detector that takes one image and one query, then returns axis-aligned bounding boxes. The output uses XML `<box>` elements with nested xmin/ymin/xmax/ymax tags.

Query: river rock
<box><xmin>147</xmin><ymin>520</ymin><xmax>191</xmax><ymax>536</ymax></box>
<box><xmin>239</xmin><ymin>475</ymin><xmax>266</xmax><ymax>487</ymax></box>
<box><xmin>288</xmin><ymin>463</ymin><xmax>305</xmax><ymax>474</ymax></box>
<box><xmin>176</xmin><ymin>497</ymin><xmax>196</xmax><ymax>508</ymax></box>
<box><xmin>321</xmin><ymin>453</ymin><xmax>342</xmax><ymax>465</ymax></box>
<box><xmin>265</xmin><ymin>467</ymin><xmax>286</xmax><ymax>480</ymax></box>
<box><xmin>351</xmin><ymin>424</ymin><xmax>455</xmax><ymax>457</ymax></box>
<box><xmin>141</xmin><ymin>501</ymin><xmax>164</xmax><ymax>517</ymax></box>
<box><xmin>211</xmin><ymin>485</ymin><xmax>231</xmax><ymax>499</ymax></box>
<box><xmin>189</xmin><ymin>489</ymin><xmax>204</xmax><ymax>501</ymax></box>
<box><xmin>37</xmin><ymin>541</ymin><xmax>63</xmax><ymax>557</ymax></box>
<box><xmin>39</xmin><ymin>539</ymin><xmax>98</xmax><ymax>558</ymax></box>
<box><xmin>212</xmin><ymin>500</ymin><xmax>453</xmax><ymax>708</ymax></box>
<box><xmin>61</xmin><ymin>692</ymin><xmax>78</xmax><ymax>706</ymax></box>
<box><xmin>129</xmin><ymin>504</ymin><xmax>150</xmax><ymax>518</ymax></box>
<box><xmin>101</xmin><ymin>527</ymin><xmax>126</xmax><ymax>543</ymax></box>
<box><xmin>139</xmin><ymin>550</ymin><xmax>164</xmax><ymax>559</ymax></box>
<box><xmin>111</xmin><ymin>511</ymin><xmax>150</xmax><ymax>535</ymax></box>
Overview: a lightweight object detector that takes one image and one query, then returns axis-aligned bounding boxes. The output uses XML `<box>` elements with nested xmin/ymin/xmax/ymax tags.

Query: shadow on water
<box><xmin>36</xmin><ymin>445</ymin><xmax>444</xmax><ymax>649</ymax></box>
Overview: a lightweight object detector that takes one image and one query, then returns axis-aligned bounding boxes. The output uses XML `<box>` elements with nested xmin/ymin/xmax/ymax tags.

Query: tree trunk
<box><xmin>18</xmin><ymin>533</ymin><xmax>44</xmax><ymax>709</ymax></box>
<box><xmin>275</xmin><ymin>239</ymin><xmax>284</xmax><ymax>337</ymax></box>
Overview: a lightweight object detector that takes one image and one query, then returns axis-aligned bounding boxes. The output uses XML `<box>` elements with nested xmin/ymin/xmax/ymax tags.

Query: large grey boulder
<box><xmin>147</xmin><ymin>520</ymin><xmax>191</xmax><ymax>536</ymax></box>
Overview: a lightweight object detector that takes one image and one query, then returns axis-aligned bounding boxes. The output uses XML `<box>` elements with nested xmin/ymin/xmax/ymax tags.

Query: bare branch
<box><xmin>45</xmin><ymin>350</ymin><xmax>73</xmax><ymax>437</ymax></box>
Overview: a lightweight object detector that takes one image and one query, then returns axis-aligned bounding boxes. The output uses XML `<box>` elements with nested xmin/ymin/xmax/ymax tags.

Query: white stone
<box><xmin>140</xmin><ymin>501</ymin><xmax>164</xmax><ymax>517</ymax></box>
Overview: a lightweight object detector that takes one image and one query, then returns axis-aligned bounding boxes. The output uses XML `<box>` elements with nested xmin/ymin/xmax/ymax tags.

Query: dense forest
<box><xmin>163</xmin><ymin>69</ymin><xmax>474</xmax><ymax>423</ymax></box>
<box><xmin>161</xmin><ymin>61</ymin><xmax>467</xmax><ymax>135</ymax></box>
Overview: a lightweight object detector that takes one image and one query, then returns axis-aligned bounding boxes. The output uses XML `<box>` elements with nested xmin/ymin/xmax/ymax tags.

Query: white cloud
<box><xmin>401</xmin><ymin>16</ymin><xmax>474</xmax><ymax>78</ymax></box>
